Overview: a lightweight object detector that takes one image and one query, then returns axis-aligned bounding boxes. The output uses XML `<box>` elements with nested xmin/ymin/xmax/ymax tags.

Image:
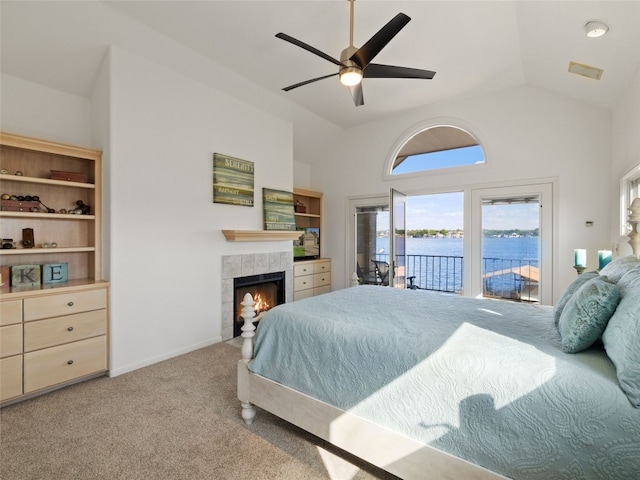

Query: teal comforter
<box><xmin>249</xmin><ymin>286</ymin><xmax>640</xmax><ymax>479</ymax></box>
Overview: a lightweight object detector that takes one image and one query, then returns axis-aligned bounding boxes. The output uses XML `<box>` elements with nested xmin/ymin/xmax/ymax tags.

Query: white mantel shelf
<box><xmin>222</xmin><ymin>230</ymin><xmax>301</xmax><ymax>242</ymax></box>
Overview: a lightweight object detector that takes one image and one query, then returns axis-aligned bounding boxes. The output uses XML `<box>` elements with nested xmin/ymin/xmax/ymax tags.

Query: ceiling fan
<box><xmin>275</xmin><ymin>0</ymin><xmax>436</xmax><ymax>107</ymax></box>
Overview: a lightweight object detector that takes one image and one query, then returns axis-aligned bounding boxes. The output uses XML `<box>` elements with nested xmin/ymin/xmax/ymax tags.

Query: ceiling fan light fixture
<box><xmin>339</xmin><ymin>66</ymin><xmax>363</xmax><ymax>86</ymax></box>
<box><xmin>585</xmin><ymin>20</ymin><xmax>609</xmax><ymax>38</ymax></box>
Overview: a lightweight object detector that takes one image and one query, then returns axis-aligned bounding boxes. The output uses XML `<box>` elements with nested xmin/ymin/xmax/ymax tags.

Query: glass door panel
<box><xmin>390</xmin><ymin>189</ymin><xmax>407</xmax><ymax>288</ymax></box>
<box><xmin>354</xmin><ymin>204</ymin><xmax>389</xmax><ymax>286</ymax></box>
<box><xmin>481</xmin><ymin>196</ymin><xmax>540</xmax><ymax>303</ymax></box>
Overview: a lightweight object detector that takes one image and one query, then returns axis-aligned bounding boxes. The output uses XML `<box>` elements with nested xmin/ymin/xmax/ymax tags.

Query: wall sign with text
<box><xmin>212</xmin><ymin>153</ymin><xmax>254</xmax><ymax>207</ymax></box>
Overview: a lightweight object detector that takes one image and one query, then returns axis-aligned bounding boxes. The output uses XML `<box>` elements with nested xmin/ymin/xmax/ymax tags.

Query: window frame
<box><xmin>619</xmin><ymin>162</ymin><xmax>640</xmax><ymax>236</ymax></box>
<box><xmin>383</xmin><ymin>117</ymin><xmax>489</xmax><ymax>181</ymax></box>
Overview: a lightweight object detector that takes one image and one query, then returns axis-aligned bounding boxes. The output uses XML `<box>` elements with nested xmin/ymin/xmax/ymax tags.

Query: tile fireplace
<box><xmin>221</xmin><ymin>252</ymin><xmax>293</xmax><ymax>341</ymax></box>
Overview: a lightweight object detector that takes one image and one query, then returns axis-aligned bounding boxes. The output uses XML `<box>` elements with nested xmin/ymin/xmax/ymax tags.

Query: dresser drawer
<box><xmin>313</xmin><ymin>260</ymin><xmax>331</xmax><ymax>274</ymax></box>
<box><xmin>24</xmin><ymin>336</ymin><xmax>107</xmax><ymax>393</ymax></box>
<box><xmin>313</xmin><ymin>271</ymin><xmax>331</xmax><ymax>288</ymax></box>
<box><xmin>24</xmin><ymin>310</ymin><xmax>107</xmax><ymax>352</ymax></box>
<box><xmin>293</xmin><ymin>288</ymin><xmax>315</xmax><ymax>301</ymax></box>
<box><xmin>0</xmin><ymin>299</ymin><xmax>22</xmax><ymax>326</ymax></box>
<box><xmin>294</xmin><ymin>274</ymin><xmax>314</xmax><ymax>292</ymax></box>
<box><xmin>0</xmin><ymin>355</ymin><xmax>23</xmax><ymax>401</ymax></box>
<box><xmin>314</xmin><ymin>285</ymin><xmax>331</xmax><ymax>296</ymax></box>
<box><xmin>24</xmin><ymin>288</ymin><xmax>107</xmax><ymax>321</ymax></box>
<box><xmin>294</xmin><ymin>263</ymin><xmax>314</xmax><ymax>277</ymax></box>
<box><xmin>0</xmin><ymin>324</ymin><xmax>22</xmax><ymax>358</ymax></box>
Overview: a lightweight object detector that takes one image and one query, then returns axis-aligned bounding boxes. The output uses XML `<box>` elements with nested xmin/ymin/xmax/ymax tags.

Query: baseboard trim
<box><xmin>108</xmin><ymin>337</ymin><xmax>222</xmax><ymax>377</ymax></box>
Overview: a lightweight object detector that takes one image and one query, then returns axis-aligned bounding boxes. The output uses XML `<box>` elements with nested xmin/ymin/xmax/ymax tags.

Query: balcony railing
<box><xmin>371</xmin><ymin>254</ymin><xmax>538</xmax><ymax>302</ymax></box>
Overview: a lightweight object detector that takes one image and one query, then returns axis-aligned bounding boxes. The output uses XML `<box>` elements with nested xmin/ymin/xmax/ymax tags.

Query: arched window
<box><xmin>388</xmin><ymin>124</ymin><xmax>485</xmax><ymax>176</ymax></box>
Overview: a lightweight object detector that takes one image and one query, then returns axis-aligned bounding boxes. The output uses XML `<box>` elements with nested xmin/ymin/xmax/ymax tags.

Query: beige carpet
<box><xmin>0</xmin><ymin>342</ymin><xmax>399</xmax><ymax>480</ymax></box>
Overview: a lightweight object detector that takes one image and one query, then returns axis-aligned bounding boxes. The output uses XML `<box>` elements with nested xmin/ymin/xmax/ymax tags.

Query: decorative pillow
<box><xmin>558</xmin><ymin>276</ymin><xmax>619</xmax><ymax>353</ymax></box>
<box><xmin>553</xmin><ymin>271</ymin><xmax>599</xmax><ymax>324</ymax></box>
<box><xmin>602</xmin><ymin>286</ymin><xmax>640</xmax><ymax>407</ymax></box>
<box><xmin>617</xmin><ymin>263</ymin><xmax>640</xmax><ymax>296</ymax></box>
<box><xmin>598</xmin><ymin>254</ymin><xmax>640</xmax><ymax>283</ymax></box>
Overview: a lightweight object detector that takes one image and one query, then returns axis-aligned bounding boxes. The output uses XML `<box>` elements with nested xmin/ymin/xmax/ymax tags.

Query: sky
<box><xmin>392</xmin><ymin>145</ymin><xmax>485</xmax><ymax>174</ymax></box>
<box><xmin>406</xmin><ymin>193</ymin><xmax>539</xmax><ymax>231</ymax></box>
<box><xmin>377</xmin><ymin>192</ymin><xmax>540</xmax><ymax>231</ymax></box>
<box><xmin>388</xmin><ymin>145</ymin><xmax>539</xmax><ymax>231</ymax></box>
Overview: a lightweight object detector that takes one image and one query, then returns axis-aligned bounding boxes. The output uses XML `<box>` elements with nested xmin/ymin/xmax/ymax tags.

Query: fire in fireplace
<box><xmin>233</xmin><ymin>271</ymin><xmax>285</xmax><ymax>337</ymax></box>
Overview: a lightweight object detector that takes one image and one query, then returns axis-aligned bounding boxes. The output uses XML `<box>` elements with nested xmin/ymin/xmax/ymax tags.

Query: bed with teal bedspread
<box><xmin>249</xmin><ymin>285</ymin><xmax>640</xmax><ymax>480</ymax></box>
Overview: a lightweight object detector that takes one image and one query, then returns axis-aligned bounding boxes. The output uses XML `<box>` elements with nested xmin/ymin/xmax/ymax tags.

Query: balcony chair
<box><xmin>372</xmin><ymin>260</ymin><xmax>390</xmax><ymax>286</ymax></box>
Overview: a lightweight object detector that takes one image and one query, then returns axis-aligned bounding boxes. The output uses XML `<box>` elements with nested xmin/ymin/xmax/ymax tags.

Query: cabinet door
<box><xmin>0</xmin><ymin>356</ymin><xmax>23</xmax><ymax>401</ymax></box>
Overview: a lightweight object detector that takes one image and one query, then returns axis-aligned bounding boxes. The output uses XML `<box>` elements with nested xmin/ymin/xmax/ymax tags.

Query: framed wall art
<box><xmin>262</xmin><ymin>188</ymin><xmax>296</xmax><ymax>230</ymax></box>
<box><xmin>213</xmin><ymin>153</ymin><xmax>254</xmax><ymax>206</ymax></box>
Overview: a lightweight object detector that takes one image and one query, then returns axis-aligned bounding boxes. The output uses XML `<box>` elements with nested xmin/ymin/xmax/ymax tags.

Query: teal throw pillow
<box><xmin>602</xmin><ymin>286</ymin><xmax>640</xmax><ymax>407</ymax></box>
<box><xmin>617</xmin><ymin>263</ymin><xmax>640</xmax><ymax>297</ymax></box>
<box><xmin>553</xmin><ymin>271</ymin><xmax>599</xmax><ymax>325</ymax></box>
<box><xmin>558</xmin><ymin>276</ymin><xmax>619</xmax><ymax>353</ymax></box>
<box><xmin>599</xmin><ymin>255</ymin><xmax>640</xmax><ymax>283</ymax></box>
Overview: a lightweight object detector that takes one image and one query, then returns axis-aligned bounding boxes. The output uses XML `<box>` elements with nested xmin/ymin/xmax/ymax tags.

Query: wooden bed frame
<box><xmin>236</xmin><ymin>293</ymin><xmax>506</xmax><ymax>480</ymax></box>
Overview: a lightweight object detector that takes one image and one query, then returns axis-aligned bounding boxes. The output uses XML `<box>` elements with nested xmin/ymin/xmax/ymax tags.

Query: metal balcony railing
<box><xmin>371</xmin><ymin>254</ymin><xmax>538</xmax><ymax>302</ymax></box>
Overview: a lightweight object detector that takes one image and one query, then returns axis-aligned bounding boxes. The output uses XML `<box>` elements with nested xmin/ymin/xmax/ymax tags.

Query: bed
<box><xmin>237</xmin><ymin>256</ymin><xmax>640</xmax><ymax>480</ymax></box>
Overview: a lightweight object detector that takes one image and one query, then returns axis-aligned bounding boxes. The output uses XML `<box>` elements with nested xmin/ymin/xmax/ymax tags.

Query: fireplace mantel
<box><xmin>222</xmin><ymin>230</ymin><xmax>301</xmax><ymax>242</ymax></box>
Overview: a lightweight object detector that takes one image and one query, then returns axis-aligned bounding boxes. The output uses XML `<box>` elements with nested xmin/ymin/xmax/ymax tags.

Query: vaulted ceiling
<box><xmin>2</xmin><ymin>1</ymin><xmax>639</xmax><ymax>128</ymax></box>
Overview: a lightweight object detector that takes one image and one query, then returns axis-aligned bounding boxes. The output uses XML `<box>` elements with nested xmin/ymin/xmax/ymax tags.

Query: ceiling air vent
<box><xmin>568</xmin><ymin>61</ymin><xmax>603</xmax><ymax>80</ymax></box>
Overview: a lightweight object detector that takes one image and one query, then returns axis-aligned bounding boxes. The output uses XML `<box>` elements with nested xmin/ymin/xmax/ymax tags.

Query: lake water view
<box><xmin>375</xmin><ymin>236</ymin><xmax>539</xmax><ymax>294</ymax></box>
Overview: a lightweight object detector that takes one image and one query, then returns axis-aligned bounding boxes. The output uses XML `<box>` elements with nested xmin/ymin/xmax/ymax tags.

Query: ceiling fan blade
<box><xmin>282</xmin><ymin>73</ymin><xmax>339</xmax><ymax>91</ymax></box>
<box><xmin>350</xmin><ymin>13</ymin><xmax>411</xmax><ymax>69</ymax></box>
<box><xmin>364</xmin><ymin>63</ymin><xmax>436</xmax><ymax>80</ymax></box>
<box><xmin>348</xmin><ymin>83</ymin><xmax>364</xmax><ymax>107</ymax></box>
<box><xmin>276</xmin><ymin>33</ymin><xmax>344</xmax><ymax>67</ymax></box>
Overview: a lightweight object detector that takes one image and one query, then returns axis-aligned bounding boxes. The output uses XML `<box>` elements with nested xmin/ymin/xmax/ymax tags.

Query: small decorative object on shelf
<box><xmin>50</xmin><ymin>169</ymin><xmax>87</xmax><ymax>183</ymax></box>
<box><xmin>628</xmin><ymin>197</ymin><xmax>640</xmax><ymax>259</ymax></box>
<box><xmin>70</xmin><ymin>199</ymin><xmax>90</xmax><ymax>215</ymax></box>
<box><xmin>598</xmin><ymin>250</ymin><xmax>612</xmax><ymax>269</ymax></box>
<box><xmin>21</xmin><ymin>228</ymin><xmax>34</xmax><ymax>248</ymax></box>
<box><xmin>295</xmin><ymin>200</ymin><xmax>306</xmax><ymax>213</ymax></box>
<box><xmin>42</xmin><ymin>263</ymin><xmax>68</xmax><ymax>284</ymax></box>
<box><xmin>11</xmin><ymin>264</ymin><xmax>41</xmax><ymax>287</ymax></box>
<box><xmin>573</xmin><ymin>248</ymin><xmax>587</xmax><ymax>275</ymax></box>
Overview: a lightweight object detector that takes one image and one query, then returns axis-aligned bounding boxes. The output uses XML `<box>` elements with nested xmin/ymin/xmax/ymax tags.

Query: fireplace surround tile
<box><xmin>221</xmin><ymin>251</ymin><xmax>293</xmax><ymax>341</ymax></box>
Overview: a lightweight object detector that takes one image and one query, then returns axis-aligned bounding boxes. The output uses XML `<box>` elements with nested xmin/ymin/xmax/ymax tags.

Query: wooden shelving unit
<box><xmin>0</xmin><ymin>132</ymin><xmax>109</xmax><ymax>406</ymax></box>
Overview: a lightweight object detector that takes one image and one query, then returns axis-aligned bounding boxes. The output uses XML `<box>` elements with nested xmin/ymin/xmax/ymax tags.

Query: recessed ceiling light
<box><xmin>568</xmin><ymin>61</ymin><xmax>604</xmax><ymax>80</ymax></box>
<box><xmin>585</xmin><ymin>20</ymin><xmax>609</xmax><ymax>38</ymax></box>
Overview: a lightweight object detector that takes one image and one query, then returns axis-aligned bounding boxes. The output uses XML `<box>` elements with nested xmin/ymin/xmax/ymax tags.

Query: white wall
<box><xmin>1</xmin><ymin>48</ymin><xmax>297</xmax><ymax>376</ymax></box>
<box><xmin>105</xmin><ymin>47</ymin><xmax>295</xmax><ymax>375</ymax></box>
<box><xmin>1</xmin><ymin>73</ymin><xmax>92</xmax><ymax>146</ymax></box>
<box><xmin>611</xmin><ymin>65</ymin><xmax>640</xmax><ymax>257</ymax></box>
<box><xmin>306</xmin><ymin>86</ymin><xmax>613</xmax><ymax>301</ymax></box>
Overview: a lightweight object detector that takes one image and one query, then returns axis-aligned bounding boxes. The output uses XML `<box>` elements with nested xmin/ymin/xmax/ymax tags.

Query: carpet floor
<box><xmin>0</xmin><ymin>342</ymin><xmax>399</xmax><ymax>480</ymax></box>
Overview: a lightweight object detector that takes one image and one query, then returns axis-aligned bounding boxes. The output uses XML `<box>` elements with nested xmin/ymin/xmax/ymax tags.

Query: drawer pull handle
<box><xmin>67</xmin><ymin>326</ymin><xmax>74</xmax><ymax>332</ymax></box>
<box><xmin>67</xmin><ymin>301</ymin><xmax>74</xmax><ymax>307</ymax></box>
<box><xmin>67</xmin><ymin>360</ymin><xmax>74</xmax><ymax>365</ymax></box>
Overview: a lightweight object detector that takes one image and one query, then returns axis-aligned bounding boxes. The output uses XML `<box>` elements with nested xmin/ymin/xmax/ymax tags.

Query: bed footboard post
<box><xmin>238</xmin><ymin>293</ymin><xmax>257</xmax><ymax>425</ymax></box>
<box><xmin>240</xmin><ymin>292</ymin><xmax>257</xmax><ymax>363</ymax></box>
